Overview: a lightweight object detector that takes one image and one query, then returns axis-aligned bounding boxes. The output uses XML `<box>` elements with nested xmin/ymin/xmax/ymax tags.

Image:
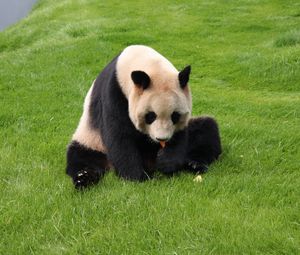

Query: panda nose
<box><xmin>156</xmin><ymin>137</ymin><xmax>168</xmax><ymax>142</ymax></box>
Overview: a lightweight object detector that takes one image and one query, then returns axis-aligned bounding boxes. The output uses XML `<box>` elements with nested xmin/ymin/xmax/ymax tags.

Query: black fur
<box><xmin>156</xmin><ymin>130</ymin><xmax>188</xmax><ymax>174</ymax></box>
<box><xmin>89</xmin><ymin>55</ymin><xmax>158</xmax><ymax>181</ymax></box>
<box><xmin>131</xmin><ymin>71</ymin><xmax>150</xmax><ymax>90</ymax></box>
<box><xmin>155</xmin><ymin>117</ymin><xmax>222</xmax><ymax>175</ymax></box>
<box><xmin>185</xmin><ymin>117</ymin><xmax>222</xmax><ymax>173</ymax></box>
<box><xmin>178</xmin><ymin>65</ymin><xmax>191</xmax><ymax>88</ymax></box>
<box><xmin>66</xmin><ymin>141</ymin><xmax>108</xmax><ymax>189</ymax></box>
<box><xmin>66</xmin><ymin>54</ymin><xmax>221</xmax><ymax>189</ymax></box>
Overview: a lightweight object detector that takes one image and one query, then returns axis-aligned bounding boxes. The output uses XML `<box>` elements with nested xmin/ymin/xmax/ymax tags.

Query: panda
<box><xmin>66</xmin><ymin>45</ymin><xmax>221</xmax><ymax>189</ymax></box>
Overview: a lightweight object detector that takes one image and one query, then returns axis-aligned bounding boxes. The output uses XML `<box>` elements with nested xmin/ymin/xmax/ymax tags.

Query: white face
<box><xmin>116</xmin><ymin>46</ymin><xmax>192</xmax><ymax>143</ymax></box>
<box><xmin>130</xmin><ymin>90</ymin><xmax>190</xmax><ymax>143</ymax></box>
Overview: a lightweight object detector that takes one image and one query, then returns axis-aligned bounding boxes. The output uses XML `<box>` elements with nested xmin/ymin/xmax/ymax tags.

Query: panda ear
<box><xmin>178</xmin><ymin>65</ymin><xmax>191</xmax><ymax>88</ymax></box>
<box><xmin>131</xmin><ymin>71</ymin><xmax>150</xmax><ymax>90</ymax></box>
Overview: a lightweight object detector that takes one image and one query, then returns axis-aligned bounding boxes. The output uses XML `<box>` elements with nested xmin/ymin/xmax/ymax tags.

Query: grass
<box><xmin>0</xmin><ymin>0</ymin><xmax>299</xmax><ymax>254</ymax></box>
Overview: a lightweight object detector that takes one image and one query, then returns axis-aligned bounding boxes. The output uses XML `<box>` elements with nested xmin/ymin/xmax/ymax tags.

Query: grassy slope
<box><xmin>0</xmin><ymin>0</ymin><xmax>299</xmax><ymax>254</ymax></box>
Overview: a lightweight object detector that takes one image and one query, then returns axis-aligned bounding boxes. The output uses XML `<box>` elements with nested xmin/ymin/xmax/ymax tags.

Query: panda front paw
<box><xmin>186</xmin><ymin>160</ymin><xmax>208</xmax><ymax>174</ymax></box>
<box><xmin>155</xmin><ymin>147</ymin><xmax>184</xmax><ymax>175</ymax></box>
<box><xmin>156</xmin><ymin>156</ymin><xmax>179</xmax><ymax>175</ymax></box>
<box><xmin>73</xmin><ymin>169</ymin><xmax>101</xmax><ymax>189</ymax></box>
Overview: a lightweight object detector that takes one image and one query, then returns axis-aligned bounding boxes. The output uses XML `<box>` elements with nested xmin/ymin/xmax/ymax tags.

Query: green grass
<box><xmin>0</xmin><ymin>0</ymin><xmax>299</xmax><ymax>254</ymax></box>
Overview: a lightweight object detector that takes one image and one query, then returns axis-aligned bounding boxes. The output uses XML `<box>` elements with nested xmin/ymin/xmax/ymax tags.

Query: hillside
<box><xmin>0</xmin><ymin>0</ymin><xmax>299</xmax><ymax>254</ymax></box>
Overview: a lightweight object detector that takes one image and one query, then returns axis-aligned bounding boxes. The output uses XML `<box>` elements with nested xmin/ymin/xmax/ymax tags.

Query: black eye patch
<box><xmin>145</xmin><ymin>111</ymin><xmax>157</xmax><ymax>125</ymax></box>
<box><xmin>171</xmin><ymin>111</ymin><xmax>181</xmax><ymax>124</ymax></box>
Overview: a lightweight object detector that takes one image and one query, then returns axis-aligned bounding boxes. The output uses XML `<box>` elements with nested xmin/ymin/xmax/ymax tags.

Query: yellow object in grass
<box><xmin>193</xmin><ymin>175</ymin><xmax>203</xmax><ymax>183</ymax></box>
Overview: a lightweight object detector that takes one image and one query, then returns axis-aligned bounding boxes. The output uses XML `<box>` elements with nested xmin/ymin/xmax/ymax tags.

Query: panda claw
<box><xmin>73</xmin><ymin>169</ymin><xmax>103</xmax><ymax>189</ymax></box>
<box><xmin>187</xmin><ymin>161</ymin><xmax>208</xmax><ymax>174</ymax></box>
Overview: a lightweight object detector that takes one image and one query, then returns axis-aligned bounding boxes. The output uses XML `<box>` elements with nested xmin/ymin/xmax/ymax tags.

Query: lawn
<box><xmin>0</xmin><ymin>0</ymin><xmax>299</xmax><ymax>254</ymax></box>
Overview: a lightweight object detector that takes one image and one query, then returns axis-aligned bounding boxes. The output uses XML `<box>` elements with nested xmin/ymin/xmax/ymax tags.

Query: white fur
<box><xmin>116</xmin><ymin>45</ymin><xmax>179</xmax><ymax>97</ymax></box>
<box><xmin>72</xmin><ymin>81</ymin><xmax>106</xmax><ymax>152</ymax></box>
<box><xmin>73</xmin><ymin>45</ymin><xmax>192</xmax><ymax>148</ymax></box>
<box><xmin>116</xmin><ymin>45</ymin><xmax>192</xmax><ymax>141</ymax></box>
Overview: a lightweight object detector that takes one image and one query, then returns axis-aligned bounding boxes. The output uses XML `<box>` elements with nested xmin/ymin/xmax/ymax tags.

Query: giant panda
<box><xmin>66</xmin><ymin>45</ymin><xmax>221</xmax><ymax>189</ymax></box>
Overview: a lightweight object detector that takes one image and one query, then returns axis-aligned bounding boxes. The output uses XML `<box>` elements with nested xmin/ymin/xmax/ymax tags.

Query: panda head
<box><xmin>128</xmin><ymin>65</ymin><xmax>192</xmax><ymax>143</ymax></box>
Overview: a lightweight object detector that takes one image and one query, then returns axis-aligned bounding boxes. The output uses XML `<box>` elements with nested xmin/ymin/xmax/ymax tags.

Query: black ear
<box><xmin>131</xmin><ymin>71</ymin><xmax>150</xmax><ymax>90</ymax></box>
<box><xmin>178</xmin><ymin>65</ymin><xmax>191</xmax><ymax>88</ymax></box>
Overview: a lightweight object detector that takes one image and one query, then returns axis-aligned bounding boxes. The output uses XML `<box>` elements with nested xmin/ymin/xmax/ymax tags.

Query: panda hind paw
<box><xmin>186</xmin><ymin>160</ymin><xmax>209</xmax><ymax>174</ymax></box>
<box><xmin>73</xmin><ymin>169</ymin><xmax>101</xmax><ymax>189</ymax></box>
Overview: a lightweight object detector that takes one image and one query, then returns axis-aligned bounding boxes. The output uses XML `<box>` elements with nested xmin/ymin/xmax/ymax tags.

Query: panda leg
<box><xmin>66</xmin><ymin>141</ymin><xmax>108</xmax><ymax>189</ymax></box>
<box><xmin>185</xmin><ymin>117</ymin><xmax>222</xmax><ymax>173</ymax></box>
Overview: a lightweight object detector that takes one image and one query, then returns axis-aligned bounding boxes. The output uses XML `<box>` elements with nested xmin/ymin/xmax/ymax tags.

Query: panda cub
<box><xmin>66</xmin><ymin>45</ymin><xmax>221</xmax><ymax>189</ymax></box>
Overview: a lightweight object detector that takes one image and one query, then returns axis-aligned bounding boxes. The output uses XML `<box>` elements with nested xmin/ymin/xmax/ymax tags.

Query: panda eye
<box><xmin>171</xmin><ymin>111</ymin><xmax>181</xmax><ymax>124</ymax></box>
<box><xmin>145</xmin><ymin>111</ymin><xmax>157</xmax><ymax>125</ymax></box>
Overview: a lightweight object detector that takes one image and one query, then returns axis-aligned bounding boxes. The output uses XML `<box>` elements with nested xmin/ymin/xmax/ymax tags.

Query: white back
<box><xmin>72</xmin><ymin>81</ymin><xmax>106</xmax><ymax>152</ymax></box>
